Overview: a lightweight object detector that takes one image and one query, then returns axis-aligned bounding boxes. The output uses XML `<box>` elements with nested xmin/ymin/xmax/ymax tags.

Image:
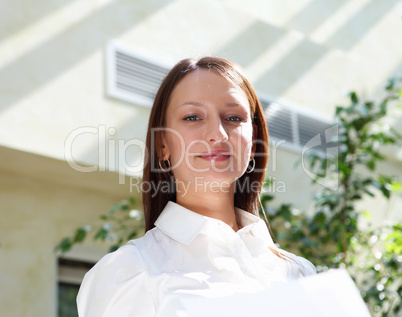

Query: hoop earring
<box><xmin>246</xmin><ymin>158</ymin><xmax>255</xmax><ymax>173</ymax></box>
<box><xmin>159</xmin><ymin>159</ymin><xmax>171</xmax><ymax>172</ymax></box>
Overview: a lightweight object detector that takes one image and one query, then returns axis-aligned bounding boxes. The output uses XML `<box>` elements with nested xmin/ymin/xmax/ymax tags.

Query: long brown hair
<box><xmin>143</xmin><ymin>57</ymin><xmax>268</xmax><ymax>231</ymax></box>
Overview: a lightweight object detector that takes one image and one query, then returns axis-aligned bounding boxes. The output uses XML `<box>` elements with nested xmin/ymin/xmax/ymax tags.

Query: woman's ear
<box><xmin>160</xmin><ymin>133</ymin><xmax>171</xmax><ymax>161</ymax></box>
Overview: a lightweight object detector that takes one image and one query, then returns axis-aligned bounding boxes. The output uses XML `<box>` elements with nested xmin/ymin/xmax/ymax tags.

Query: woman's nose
<box><xmin>205</xmin><ymin>118</ymin><xmax>229</xmax><ymax>143</ymax></box>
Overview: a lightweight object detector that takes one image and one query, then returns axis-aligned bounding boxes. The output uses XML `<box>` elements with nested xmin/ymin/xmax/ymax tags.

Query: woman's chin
<box><xmin>188</xmin><ymin>171</ymin><xmax>241</xmax><ymax>186</ymax></box>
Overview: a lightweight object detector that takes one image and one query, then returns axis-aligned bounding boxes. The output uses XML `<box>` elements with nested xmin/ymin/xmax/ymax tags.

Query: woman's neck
<box><xmin>175</xmin><ymin>181</ymin><xmax>239</xmax><ymax>231</ymax></box>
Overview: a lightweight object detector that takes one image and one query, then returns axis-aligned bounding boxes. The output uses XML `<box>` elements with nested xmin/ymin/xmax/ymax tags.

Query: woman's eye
<box><xmin>227</xmin><ymin>116</ymin><xmax>243</xmax><ymax>122</ymax></box>
<box><xmin>183</xmin><ymin>115</ymin><xmax>200</xmax><ymax>121</ymax></box>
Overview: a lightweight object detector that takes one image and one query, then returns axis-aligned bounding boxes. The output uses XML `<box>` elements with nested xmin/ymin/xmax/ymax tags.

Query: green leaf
<box><xmin>351</xmin><ymin>194</ymin><xmax>362</xmax><ymax>200</ymax></box>
<box><xmin>109</xmin><ymin>244</ymin><xmax>120</xmax><ymax>252</ymax></box>
<box><xmin>278</xmin><ymin>205</ymin><xmax>292</xmax><ymax>222</ymax></box>
<box><xmin>129</xmin><ymin>197</ymin><xmax>136</xmax><ymax>206</ymax></box>
<box><xmin>121</xmin><ymin>204</ymin><xmax>130</xmax><ymax>211</ymax></box>
<box><xmin>109</xmin><ymin>203</ymin><xmax>121</xmax><ymax>214</ymax></box>
<box><xmin>385</xmin><ymin>77</ymin><xmax>395</xmax><ymax>91</ymax></box>
<box><xmin>390</xmin><ymin>181</ymin><xmax>402</xmax><ymax>193</ymax></box>
<box><xmin>335</xmin><ymin>106</ymin><xmax>344</xmax><ymax>117</ymax></box>
<box><xmin>361</xmin><ymin>211</ymin><xmax>372</xmax><ymax>220</ymax></box>
<box><xmin>384</xmin><ymin>226</ymin><xmax>402</xmax><ymax>255</ymax></box>
<box><xmin>349</xmin><ymin>91</ymin><xmax>359</xmax><ymax>104</ymax></box>
<box><xmin>381</xmin><ymin>187</ymin><xmax>391</xmax><ymax>199</ymax></box>
<box><xmin>94</xmin><ymin>227</ymin><xmax>110</xmax><ymax>241</ymax></box>
<box><xmin>263</xmin><ymin>177</ymin><xmax>274</xmax><ymax>187</ymax></box>
<box><xmin>127</xmin><ymin>231</ymin><xmax>138</xmax><ymax>240</ymax></box>
<box><xmin>379</xmin><ymin>100</ymin><xmax>387</xmax><ymax>115</ymax></box>
<box><xmin>363</xmin><ymin>188</ymin><xmax>375</xmax><ymax>197</ymax></box>
<box><xmin>73</xmin><ymin>226</ymin><xmax>91</xmax><ymax>243</ymax></box>
<box><xmin>261</xmin><ymin>194</ymin><xmax>274</xmax><ymax>204</ymax></box>
<box><xmin>364</xmin><ymin>101</ymin><xmax>374</xmax><ymax>111</ymax></box>
<box><xmin>56</xmin><ymin>237</ymin><xmax>73</xmax><ymax>253</ymax></box>
<box><xmin>366</xmin><ymin>160</ymin><xmax>375</xmax><ymax>171</ymax></box>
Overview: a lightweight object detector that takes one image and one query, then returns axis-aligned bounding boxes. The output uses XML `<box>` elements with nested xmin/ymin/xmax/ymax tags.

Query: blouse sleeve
<box><xmin>294</xmin><ymin>255</ymin><xmax>317</xmax><ymax>277</ymax></box>
<box><xmin>281</xmin><ymin>250</ymin><xmax>317</xmax><ymax>279</ymax></box>
<box><xmin>77</xmin><ymin>243</ymin><xmax>156</xmax><ymax>317</ymax></box>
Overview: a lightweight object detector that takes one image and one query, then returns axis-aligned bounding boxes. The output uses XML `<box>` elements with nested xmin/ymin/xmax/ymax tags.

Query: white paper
<box><xmin>160</xmin><ymin>269</ymin><xmax>371</xmax><ymax>317</ymax></box>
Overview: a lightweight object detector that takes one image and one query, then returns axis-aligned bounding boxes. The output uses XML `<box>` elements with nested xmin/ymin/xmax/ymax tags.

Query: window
<box><xmin>58</xmin><ymin>258</ymin><xmax>94</xmax><ymax>317</ymax></box>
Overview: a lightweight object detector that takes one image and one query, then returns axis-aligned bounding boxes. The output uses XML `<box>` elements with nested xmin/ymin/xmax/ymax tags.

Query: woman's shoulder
<box><xmin>77</xmin><ymin>236</ymin><xmax>156</xmax><ymax>316</ymax></box>
<box><xmin>84</xmin><ymin>230</ymin><xmax>161</xmax><ymax>285</ymax></box>
<box><xmin>103</xmin><ymin>241</ymin><xmax>145</xmax><ymax>268</ymax></box>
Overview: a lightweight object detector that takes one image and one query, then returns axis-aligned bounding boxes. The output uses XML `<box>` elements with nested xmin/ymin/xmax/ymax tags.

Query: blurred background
<box><xmin>1</xmin><ymin>0</ymin><xmax>401</xmax><ymax>316</ymax></box>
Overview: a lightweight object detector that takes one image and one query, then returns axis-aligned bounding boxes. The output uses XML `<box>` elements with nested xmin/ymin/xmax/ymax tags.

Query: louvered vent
<box><xmin>298</xmin><ymin>113</ymin><xmax>334</xmax><ymax>152</ymax></box>
<box><xmin>106</xmin><ymin>41</ymin><xmax>171</xmax><ymax>107</ymax></box>
<box><xmin>263</xmin><ymin>102</ymin><xmax>294</xmax><ymax>144</ymax></box>
<box><xmin>261</xmin><ymin>99</ymin><xmax>334</xmax><ymax>152</ymax></box>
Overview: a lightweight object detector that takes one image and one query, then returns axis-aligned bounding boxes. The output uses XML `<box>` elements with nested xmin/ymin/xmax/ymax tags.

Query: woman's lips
<box><xmin>197</xmin><ymin>151</ymin><xmax>231</xmax><ymax>162</ymax></box>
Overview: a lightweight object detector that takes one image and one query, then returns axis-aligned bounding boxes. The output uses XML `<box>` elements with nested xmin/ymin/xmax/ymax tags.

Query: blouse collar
<box><xmin>154</xmin><ymin>201</ymin><xmax>275</xmax><ymax>248</ymax></box>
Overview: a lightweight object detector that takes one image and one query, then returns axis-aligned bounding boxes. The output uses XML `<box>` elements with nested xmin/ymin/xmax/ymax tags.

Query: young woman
<box><xmin>77</xmin><ymin>57</ymin><xmax>316</xmax><ymax>316</ymax></box>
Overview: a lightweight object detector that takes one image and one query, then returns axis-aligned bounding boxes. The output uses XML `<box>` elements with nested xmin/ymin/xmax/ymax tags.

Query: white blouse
<box><xmin>77</xmin><ymin>201</ymin><xmax>316</xmax><ymax>316</ymax></box>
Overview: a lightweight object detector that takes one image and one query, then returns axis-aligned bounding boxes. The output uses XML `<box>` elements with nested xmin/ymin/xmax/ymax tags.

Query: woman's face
<box><xmin>162</xmin><ymin>68</ymin><xmax>255</xmax><ymax>187</ymax></box>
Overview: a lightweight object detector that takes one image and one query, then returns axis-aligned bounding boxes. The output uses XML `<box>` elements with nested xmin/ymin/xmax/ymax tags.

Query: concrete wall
<box><xmin>1</xmin><ymin>0</ymin><xmax>402</xmax><ymax>316</ymax></box>
<box><xmin>0</xmin><ymin>146</ymin><xmax>138</xmax><ymax>316</ymax></box>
